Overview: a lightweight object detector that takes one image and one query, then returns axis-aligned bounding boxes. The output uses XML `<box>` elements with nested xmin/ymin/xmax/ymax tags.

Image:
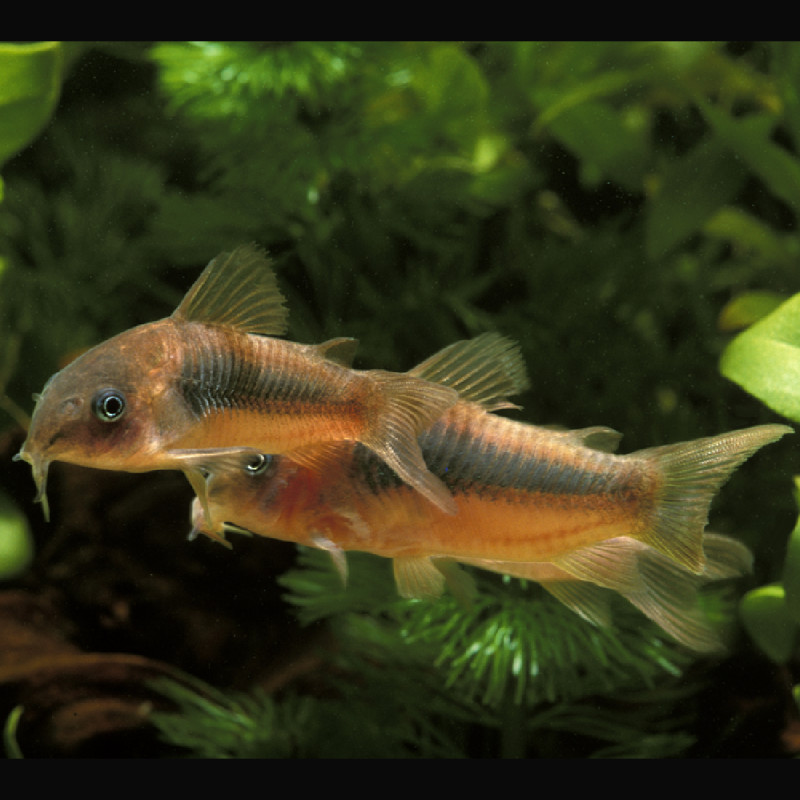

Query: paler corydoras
<box><xmin>15</xmin><ymin>245</ymin><xmax>460</xmax><ymax>519</ymax></box>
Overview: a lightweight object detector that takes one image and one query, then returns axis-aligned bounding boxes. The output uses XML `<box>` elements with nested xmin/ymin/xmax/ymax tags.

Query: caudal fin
<box><xmin>362</xmin><ymin>371</ymin><xmax>458</xmax><ymax>514</ymax></box>
<box><xmin>634</xmin><ymin>424</ymin><xmax>791</xmax><ymax>573</ymax></box>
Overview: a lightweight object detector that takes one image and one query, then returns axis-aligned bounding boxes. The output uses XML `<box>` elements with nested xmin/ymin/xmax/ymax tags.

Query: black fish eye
<box><xmin>245</xmin><ymin>453</ymin><xmax>272</xmax><ymax>475</ymax></box>
<box><xmin>92</xmin><ymin>388</ymin><xmax>127</xmax><ymax>422</ymax></box>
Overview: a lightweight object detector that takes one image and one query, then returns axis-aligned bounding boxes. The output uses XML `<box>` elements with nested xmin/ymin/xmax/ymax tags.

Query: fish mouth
<box><xmin>12</xmin><ymin>446</ymin><xmax>51</xmax><ymax>522</ymax></box>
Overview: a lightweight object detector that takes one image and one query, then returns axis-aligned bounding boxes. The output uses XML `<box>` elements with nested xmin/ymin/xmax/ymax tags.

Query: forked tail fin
<box><xmin>634</xmin><ymin>424</ymin><xmax>791</xmax><ymax>573</ymax></box>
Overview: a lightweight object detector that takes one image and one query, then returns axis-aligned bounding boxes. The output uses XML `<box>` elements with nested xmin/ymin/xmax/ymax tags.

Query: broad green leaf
<box><xmin>739</xmin><ymin>584</ymin><xmax>797</xmax><ymax>664</ymax></box>
<box><xmin>720</xmin><ymin>292</ymin><xmax>800</xmax><ymax>423</ymax></box>
<box><xmin>718</xmin><ymin>290</ymin><xmax>787</xmax><ymax>332</ymax></box>
<box><xmin>697</xmin><ymin>100</ymin><xmax>800</xmax><ymax>217</ymax></box>
<box><xmin>0</xmin><ymin>41</ymin><xmax>63</xmax><ymax>167</ymax></box>
<box><xmin>645</xmin><ymin>136</ymin><xmax>747</xmax><ymax>260</ymax></box>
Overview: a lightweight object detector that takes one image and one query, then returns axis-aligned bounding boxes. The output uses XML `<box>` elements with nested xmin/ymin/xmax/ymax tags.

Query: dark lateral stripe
<box><xmin>350</xmin><ymin>415</ymin><xmax>624</xmax><ymax>499</ymax></box>
<box><xmin>180</xmin><ymin>334</ymin><xmax>340</xmax><ymax>418</ymax></box>
<box><xmin>438</xmin><ymin>424</ymin><xmax>620</xmax><ymax>496</ymax></box>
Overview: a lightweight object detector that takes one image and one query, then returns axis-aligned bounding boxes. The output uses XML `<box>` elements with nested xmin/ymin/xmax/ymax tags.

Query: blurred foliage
<box><xmin>722</xmin><ymin>299</ymin><xmax>800</xmax><ymax>670</ymax></box>
<box><xmin>150</xmin><ymin>548</ymin><xmax>700</xmax><ymax>758</ymax></box>
<box><xmin>0</xmin><ymin>489</ymin><xmax>33</xmax><ymax>580</ymax></box>
<box><xmin>2</xmin><ymin>41</ymin><xmax>800</xmax><ymax>757</ymax></box>
<box><xmin>0</xmin><ymin>42</ymin><xmax>72</xmax><ymax>174</ymax></box>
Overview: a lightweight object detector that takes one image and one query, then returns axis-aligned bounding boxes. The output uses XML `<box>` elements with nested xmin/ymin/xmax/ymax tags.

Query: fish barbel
<box><xmin>14</xmin><ymin>244</ymin><xmax>461</xmax><ymax>520</ymax></box>
<box><xmin>186</xmin><ymin>335</ymin><xmax>790</xmax><ymax>651</ymax></box>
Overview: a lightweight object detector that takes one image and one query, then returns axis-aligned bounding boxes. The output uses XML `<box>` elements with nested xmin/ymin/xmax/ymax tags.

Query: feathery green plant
<box><xmin>148</xmin><ymin>547</ymin><xmax>707</xmax><ymax>758</ymax></box>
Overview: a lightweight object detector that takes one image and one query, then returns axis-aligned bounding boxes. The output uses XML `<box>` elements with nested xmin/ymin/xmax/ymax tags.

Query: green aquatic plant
<box><xmin>2</xmin><ymin>705</ymin><xmax>24</xmax><ymax>759</ymax></box>
<box><xmin>281</xmin><ymin>548</ymin><xmax>696</xmax><ymax>707</ymax></box>
<box><xmin>151</xmin><ymin>548</ymin><xmax>693</xmax><ymax>758</ymax></box>
<box><xmin>147</xmin><ymin>548</ymin><xmax>706</xmax><ymax>758</ymax></box>
<box><xmin>148</xmin><ymin>680</ymin><xmax>316</xmax><ymax>759</ymax></box>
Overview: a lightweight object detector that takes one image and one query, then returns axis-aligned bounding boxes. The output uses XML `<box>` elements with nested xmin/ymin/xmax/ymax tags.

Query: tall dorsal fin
<box><xmin>172</xmin><ymin>243</ymin><xmax>289</xmax><ymax>336</ymax></box>
<box><xmin>408</xmin><ymin>333</ymin><xmax>530</xmax><ymax>410</ymax></box>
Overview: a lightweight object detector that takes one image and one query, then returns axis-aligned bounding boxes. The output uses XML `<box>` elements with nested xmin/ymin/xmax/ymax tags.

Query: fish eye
<box><xmin>92</xmin><ymin>388</ymin><xmax>127</xmax><ymax>422</ymax></box>
<box><xmin>245</xmin><ymin>453</ymin><xmax>272</xmax><ymax>475</ymax></box>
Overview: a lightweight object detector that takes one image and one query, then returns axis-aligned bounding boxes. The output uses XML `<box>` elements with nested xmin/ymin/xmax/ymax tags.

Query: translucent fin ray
<box><xmin>363</xmin><ymin>372</ymin><xmax>459</xmax><ymax>514</ymax></box>
<box><xmin>173</xmin><ymin>243</ymin><xmax>289</xmax><ymax>336</ymax></box>
<box><xmin>408</xmin><ymin>332</ymin><xmax>530</xmax><ymax>410</ymax></box>
<box><xmin>634</xmin><ymin>423</ymin><xmax>791</xmax><ymax>573</ymax></box>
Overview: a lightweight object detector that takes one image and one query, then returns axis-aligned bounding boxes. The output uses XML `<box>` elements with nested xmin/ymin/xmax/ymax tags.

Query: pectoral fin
<box><xmin>187</xmin><ymin>495</ymin><xmax>232</xmax><ymax>550</ymax></box>
<box><xmin>168</xmin><ymin>447</ymin><xmax>267</xmax><ymax>483</ymax></box>
<box><xmin>173</xmin><ymin>446</ymin><xmax>264</xmax><ymax>543</ymax></box>
<box><xmin>312</xmin><ymin>534</ymin><xmax>348</xmax><ymax>586</ymax></box>
<box><xmin>285</xmin><ymin>442</ymin><xmax>354</xmax><ymax>473</ymax></box>
<box><xmin>364</xmin><ymin>373</ymin><xmax>458</xmax><ymax>514</ymax></box>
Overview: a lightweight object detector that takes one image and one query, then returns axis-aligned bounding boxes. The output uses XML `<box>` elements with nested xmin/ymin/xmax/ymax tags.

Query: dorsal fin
<box><xmin>172</xmin><ymin>243</ymin><xmax>289</xmax><ymax>336</ymax></box>
<box><xmin>408</xmin><ymin>333</ymin><xmax>530</xmax><ymax>410</ymax></box>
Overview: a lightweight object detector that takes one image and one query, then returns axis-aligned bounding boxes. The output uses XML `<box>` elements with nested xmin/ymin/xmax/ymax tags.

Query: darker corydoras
<box><xmin>188</xmin><ymin>336</ymin><xmax>790</xmax><ymax>652</ymax></box>
<box><xmin>15</xmin><ymin>244</ymin><xmax>460</xmax><ymax>519</ymax></box>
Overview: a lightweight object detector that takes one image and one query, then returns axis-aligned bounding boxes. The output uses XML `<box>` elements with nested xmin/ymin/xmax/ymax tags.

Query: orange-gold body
<box><xmin>15</xmin><ymin>245</ymin><xmax>458</xmax><ymax>518</ymax></box>
<box><xmin>202</xmin><ymin>406</ymin><xmax>656</xmax><ymax>562</ymax></box>
<box><xmin>190</xmin><ymin>382</ymin><xmax>788</xmax><ymax>650</ymax></box>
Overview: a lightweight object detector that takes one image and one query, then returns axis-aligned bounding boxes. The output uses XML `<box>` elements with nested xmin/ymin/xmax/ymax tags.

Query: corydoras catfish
<box><xmin>186</xmin><ymin>335</ymin><xmax>790</xmax><ymax>652</ymax></box>
<box><xmin>14</xmin><ymin>244</ymin><xmax>460</xmax><ymax>519</ymax></box>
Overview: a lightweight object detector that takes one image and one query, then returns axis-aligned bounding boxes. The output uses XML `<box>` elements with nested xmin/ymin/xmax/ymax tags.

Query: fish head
<box><xmin>205</xmin><ymin>451</ymin><xmax>286</xmax><ymax>518</ymax></box>
<box><xmin>15</xmin><ymin>321</ymin><xmax>181</xmax><ymax>518</ymax></box>
<box><xmin>193</xmin><ymin>450</ymin><xmax>308</xmax><ymax>539</ymax></box>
